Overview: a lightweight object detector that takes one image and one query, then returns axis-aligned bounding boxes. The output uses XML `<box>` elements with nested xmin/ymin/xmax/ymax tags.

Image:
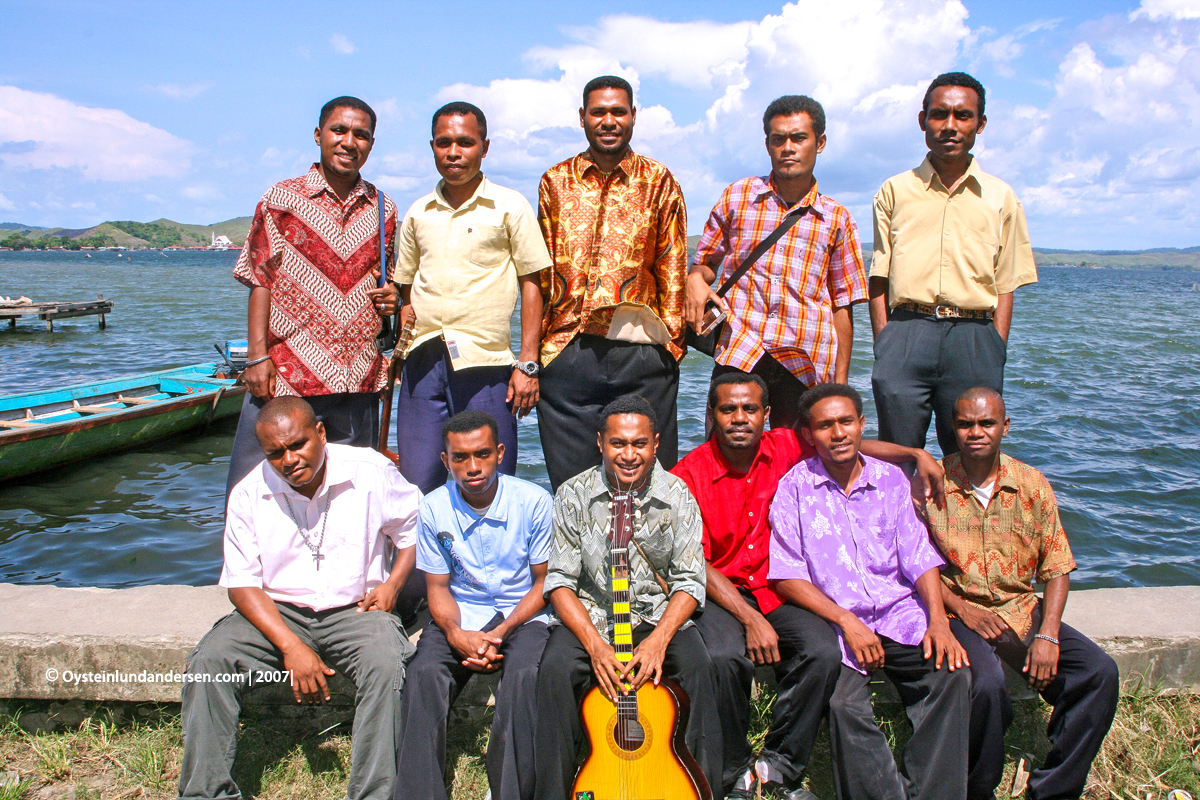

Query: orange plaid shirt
<box><xmin>924</xmin><ymin>453</ymin><xmax>1077</xmax><ymax>637</ymax></box>
<box><xmin>537</xmin><ymin>151</ymin><xmax>688</xmax><ymax>365</ymax></box>
<box><xmin>693</xmin><ymin>177</ymin><xmax>868</xmax><ymax>384</ymax></box>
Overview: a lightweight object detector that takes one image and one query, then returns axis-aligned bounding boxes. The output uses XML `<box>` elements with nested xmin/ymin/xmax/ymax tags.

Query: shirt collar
<box><xmin>448</xmin><ymin>474</ymin><xmax>509</xmax><ymax>530</ymax></box>
<box><xmin>574</xmin><ymin>150</ymin><xmax>637</xmax><ymax>183</ymax></box>
<box><xmin>807</xmin><ymin>453</ymin><xmax>880</xmax><ymax>495</ymax></box>
<box><xmin>587</xmin><ymin>462</ymin><xmax>663</xmax><ymax>502</ymax></box>
<box><xmin>261</xmin><ymin>446</ymin><xmax>355</xmax><ymax>500</ymax></box>
<box><xmin>431</xmin><ymin>174</ymin><xmax>495</xmax><ymax>212</ymax></box>
<box><xmin>916</xmin><ymin>154</ymin><xmax>982</xmax><ymax>196</ymax></box>
<box><xmin>753</xmin><ymin>175</ymin><xmax>824</xmax><ymax>217</ymax></box>
<box><xmin>304</xmin><ymin>162</ymin><xmax>370</xmax><ymax>204</ymax></box>
<box><xmin>943</xmin><ymin>452</ymin><xmax>1020</xmax><ymax>497</ymax></box>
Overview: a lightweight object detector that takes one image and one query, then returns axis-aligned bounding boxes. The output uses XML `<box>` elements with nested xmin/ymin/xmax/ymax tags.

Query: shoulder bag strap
<box><xmin>713</xmin><ymin>203</ymin><xmax>811</xmax><ymax>298</ymax></box>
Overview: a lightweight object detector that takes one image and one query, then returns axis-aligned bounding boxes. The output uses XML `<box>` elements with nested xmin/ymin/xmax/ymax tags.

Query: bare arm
<box><xmin>993</xmin><ymin>292</ymin><xmax>1013</xmax><ymax>342</ymax></box>
<box><xmin>832</xmin><ymin>305</ymin><xmax>854</xmax><ymax>384</ymax></box>
<box><xmin>940</xmin><ymin>581</ymin><xmax>1009</xmax><ymax>639</ymax></box>
<box><xmin>357</xmin><ymin>544</ymin><xmax>414</xmax><ymax>613</ymax></box>
<box><xmin>491</xmin><ymin>561</ymin><xmax>548</xmax><ymax>642</ymax></box>
<box><xmin>775</xmin><ymin>577</ymin><xmax>884</xmax><ymax>671</ymax></box>
<box><xmin>705</xmin><ymin>563</ymin><xmax>779</xmax><ymax>665</ymax></box>
<box><xmin>859</xmin><ymin>439</ymin><xmax>945</xmax><ymax>508</ymax></box>
<box><xmin>426</xmin><ymin>570</ymin><xmax>500</xmax><ymax>673</ymax></box>
<box><xmin>868</xmin><ymin>276</ymin><xmax>890</xmax><ymax>339</ymax></box>
<box><xmin>913</xmin><ymin>567</ymin><xmax>968</xmax><ymax>670</ymax></box>
<box><xmin>1025</xmin><ymin>574</ymin><xmax>1068</xmax><ymax>690</ymax></box>
<box><xmin>507</xmin><ymin>274</ymin><xmax>543</xmax><ymax>418</ymax></box>
<box><xmin>244</xmin><ymin>286</ymin><xmax>276</xmax><ymax>399</ymax></box>
<box><xmin>228</xmin><ymin>586</ymin><xmax>335</xmax><ymax>703</ymax></box>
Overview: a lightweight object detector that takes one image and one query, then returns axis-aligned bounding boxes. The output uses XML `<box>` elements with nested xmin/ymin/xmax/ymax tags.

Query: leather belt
<box><xmin>895</xmin><ymin>302</ymin><xmax>993</xmax><ymax>320</ymax></box>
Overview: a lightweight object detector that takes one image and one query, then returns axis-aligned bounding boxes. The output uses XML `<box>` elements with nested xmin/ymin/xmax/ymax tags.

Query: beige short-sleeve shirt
<box><xmin>394</xmin><ymin>175</ymin><xmax>551</xmax><ymax>368</ymax></box>
<box><xmin>870</xmin><ymin>155</ymin><xmax>1037</xmax><ymax>311</ymax></box>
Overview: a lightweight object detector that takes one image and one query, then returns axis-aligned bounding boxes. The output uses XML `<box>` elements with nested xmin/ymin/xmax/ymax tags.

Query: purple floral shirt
<box><xmin>768</xmin><ymin>454</ymin><xmax>944</xmax><ymax>673</ymax></box>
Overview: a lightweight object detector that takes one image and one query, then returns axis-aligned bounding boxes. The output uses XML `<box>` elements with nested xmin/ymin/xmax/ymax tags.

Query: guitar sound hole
<box><xmin>616</xmin><ymin>717</ymin><xmax>646</xmax><ymax>751</ymax></box>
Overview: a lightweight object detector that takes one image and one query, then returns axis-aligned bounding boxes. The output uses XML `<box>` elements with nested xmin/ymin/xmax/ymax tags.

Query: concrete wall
<box><xmin>1</xmin><ymin>583</ymin><xmax>1197</xmax><ymax>705</ymax></box>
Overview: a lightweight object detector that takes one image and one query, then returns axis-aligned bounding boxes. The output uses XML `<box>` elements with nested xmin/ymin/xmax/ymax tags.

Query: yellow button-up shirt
<box><xmin>870</xmin><ymin>155</ymin><xmax>1037</xmax><ymax>311</ymax></box>
<box><xmin>394</xmin><ymin>176</ymin><xmax>551</xmax><ymax>369</ymax></box>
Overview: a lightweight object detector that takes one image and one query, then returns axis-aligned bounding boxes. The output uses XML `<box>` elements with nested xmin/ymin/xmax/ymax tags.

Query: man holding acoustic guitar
<box><xmin>534</xmin><ymin>394</ymin><xmax>722</xmax><ymax>800</ymax></box>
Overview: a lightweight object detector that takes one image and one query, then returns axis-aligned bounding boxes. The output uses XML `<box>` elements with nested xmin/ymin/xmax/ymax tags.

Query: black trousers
<box><xmin>693</xmin><ymin>595</ymin><xmax>841</xmax><ymax>792</ymax></box>
<box><xmin>870</xmin><ymin>310</ymin><xmax>1007</xmax><ymax>455</ymax></box>
<box><xmin>827</xmin><ymin>637</ymin><xmax>970</xmax><ymax>800</ymax></box>
<box><xmin>532</xmin><ymin>622</ymin><xmax>722</xmax><ymax>800</ymax></box>
<box><xmin>951</xmin><ymin>608</ymin><xmax>1120</xmax><ymax>800</ymax></box>
<box><xmin>711</xmin><ymin>352</ymin><xmax>811</xmax><ymax>432</ymax></box>
<box><xmin>225</xmin><ymin>391</ymin><xmax>379</xmax><ymax>501</ymax></box>
<box><xmin>395</xmin><ymin>618</ymin><xmax>549</xmax><ymax>800</ymax></box>
<box><xmin>537</xmin><ymin>334</ymin><xmax>679</xmax><ymax>492</ymax></box>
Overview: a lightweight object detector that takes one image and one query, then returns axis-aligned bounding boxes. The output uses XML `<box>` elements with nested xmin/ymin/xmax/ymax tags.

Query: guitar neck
<box><xmin>608</xmin><ymin>490</ymin><xmax>639</xmax><ymax>720</ymax></box>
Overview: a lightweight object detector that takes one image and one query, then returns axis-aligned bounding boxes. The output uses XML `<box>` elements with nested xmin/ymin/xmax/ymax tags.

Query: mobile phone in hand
<box><xmin>699</xmin><ymin>304</ymin><xmax>726</xmax><ymax>335</ymax></box>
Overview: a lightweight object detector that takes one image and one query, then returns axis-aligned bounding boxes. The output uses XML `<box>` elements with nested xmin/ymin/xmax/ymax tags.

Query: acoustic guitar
<box><xmin>571</xmin><ymin>490</ymin><xmax>712</xmax><ymax>800</ymax></box>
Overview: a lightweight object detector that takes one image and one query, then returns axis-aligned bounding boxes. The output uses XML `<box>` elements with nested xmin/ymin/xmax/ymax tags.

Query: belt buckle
<box><xmin>934</xmin><ymin>305</ymin><xmax>957</xmax><ymax>319</ymax></box>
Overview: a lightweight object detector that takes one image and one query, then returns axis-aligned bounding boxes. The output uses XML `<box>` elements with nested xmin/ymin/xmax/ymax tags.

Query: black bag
<box><xmin>375</xmin><ymin>194</ymin><xmax>400</xmax><ymax>353</ymax></box>
<box><xmin>684</xmin><ymin>203</ymin><xmax>811</xmax><ymax>357</ymax></box>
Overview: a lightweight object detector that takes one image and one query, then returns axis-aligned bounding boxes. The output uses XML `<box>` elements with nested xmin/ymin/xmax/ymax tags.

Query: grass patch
<box><xmin>0</xmin><ymin>690</ymin><xmax>1196</xmax><ymax>800</ymax></box>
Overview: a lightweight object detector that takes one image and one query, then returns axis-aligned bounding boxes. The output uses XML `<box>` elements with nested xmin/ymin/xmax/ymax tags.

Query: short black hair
<box><xmin>441</xmin><ymin>409</ymin><xmax>499</xmax><ymax>450</ymax></box>
<box><xmin>432</xmin><ymin>101</ymin><xmax>488</xmax><ymax>140</ymax></box>
<box><xmin>797</xmin><ymin>383</ymin><xmax>863</xmax><ymax>428</ymax></box>
<box><xmin>599</xmin><ymin>394</ymin><xmax>657</xmax><ymax>436</ymax></box>
<box><xmin>923</xmin><ymin>72</ymin><xmax>986</xmax><ymax>118</ymax></box>
<box><xmin>583</xmin><ymin>75</ymin><xmax>634</xmax><ymax>109</ymax></box>
<box><xmin>707</xmin><ymin>372</ymin><xmax>769</xmax><ymax>409</ymax></box>
<box><xmin>763</xmin><ymin>95</ymin><xmax>826</xmax><ymax>137</ymax></box>
<box><xmin>255</xmin><ymin>396</ymin><xmax>318</xmax><ymax>438</ymax></box>
<box><xmin>319</xmin><ymin>96</ymin><xmax>377</xmax><ymax>134</ymax></box>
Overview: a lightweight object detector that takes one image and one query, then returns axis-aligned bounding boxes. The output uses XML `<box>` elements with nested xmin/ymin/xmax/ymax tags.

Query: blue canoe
<box><xmin>0</xmin><ymin>363</ymin><xmax>246</xmax><ymax>482</ymax></box>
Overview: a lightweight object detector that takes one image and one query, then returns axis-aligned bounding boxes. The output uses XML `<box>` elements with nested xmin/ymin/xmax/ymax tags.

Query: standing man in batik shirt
<box><xmin>533</xmin><ymin>395</ymin><xmax>722</xmax><ymax>800</ymax></box>
<box><xmin>686</xmin><ymin>96</ymin><xmax>868</xmax><ymax>431</ymax></box>
<box><xmin>227</xmin><ymin>96</ymin><xmax>399</xmax><ymax>499</ymax></box>
<box><xmin>536</xmin><ymin>75</ymin><xmax>689</xmax><ymax>490</ymax></box>
<box><xmin>394</xmin><ymin>102</ymin><xmax>551</xmax><ymax>496</ymax></box>
<box><xmin>769</xmin><ymin>384</ymin><xmax>969</xmax><ymax>800</ymax></box>
<box><xmin>925</xmin><ymin>387</ymin><xmax>1118</xmax><ymax>800</ymax></box>
<box><xmin>869</xmin><ymin>72</ymin><xmax>1037</xmax><ymax>455</ymax></box>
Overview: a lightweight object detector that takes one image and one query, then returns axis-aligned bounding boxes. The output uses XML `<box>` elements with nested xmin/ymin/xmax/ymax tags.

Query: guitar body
<box><xmin>572</xmin><ymin>678</ymin><xmax>710</xmax><ymax>800</ymax></box>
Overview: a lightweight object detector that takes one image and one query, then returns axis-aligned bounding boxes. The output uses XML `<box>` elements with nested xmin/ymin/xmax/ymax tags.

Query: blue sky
<box><xmin>1</xmin><ymin>0</ymin><xmax>1198</xmax><ymax>249</ymax></box>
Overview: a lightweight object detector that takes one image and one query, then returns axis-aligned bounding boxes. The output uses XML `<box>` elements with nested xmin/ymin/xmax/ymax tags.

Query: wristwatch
<box><xmin>513</xmin><ymin>360</ymin><xmax>540</xmax><ymax>377</ymax></box>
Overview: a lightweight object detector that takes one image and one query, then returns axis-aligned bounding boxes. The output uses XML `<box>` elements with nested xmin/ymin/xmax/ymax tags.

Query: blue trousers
<box><xmin>396</xmin><ymin>338</ymin><xmax>518</xmax><ymax>496</ymax></box>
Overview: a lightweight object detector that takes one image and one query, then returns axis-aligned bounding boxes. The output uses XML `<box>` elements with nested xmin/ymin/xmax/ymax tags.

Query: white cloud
<box><xmin>0</xmin><ymin>191</ymin><xmax>14</xmax><ymax>211</ymax></box>
<box><xmin>148</xmin><ymin>82</ymin><xmax>211</xmax><ymax>99</ymax></box>
<box><xmin>975</xmin><ymin>19</ymin><xmax>1059</xmax><ymax>77</ymax></box>
<box><xmin>330</xmin><ymin>34</ymin><xmax>356</xmax><ymax>55</ymax></box>
<box><xmin>0</xmin><ymin>86</ymin><xmax>192</xmax><ymax>181</ymax></box>
<box><xmin>1134</xmin><ymin>0</ymin><xmax>1200</xmax><ymax>19</ymax></box>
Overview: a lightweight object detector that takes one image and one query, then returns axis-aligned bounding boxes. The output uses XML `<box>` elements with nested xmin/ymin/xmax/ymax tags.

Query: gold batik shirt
<box><xmin>537</xmin><ymin>150</ymin><xmax>688</xmax><ymax>365</ymax></box>
<box><xmin>924</xmin><ymin>452</ymin><xmax>1076</xmax><ymax>637</ymax></box>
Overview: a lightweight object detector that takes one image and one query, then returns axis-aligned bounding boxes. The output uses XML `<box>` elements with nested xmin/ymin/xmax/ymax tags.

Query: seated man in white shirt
<box><xmin>178</xmin><ymin>396</ymin><xmax>421</xmax><ymax>800</ymax></box>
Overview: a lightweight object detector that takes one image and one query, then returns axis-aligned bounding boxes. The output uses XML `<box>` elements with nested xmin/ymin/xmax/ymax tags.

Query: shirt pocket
<box><xmin>467</xmin><ymin>224</ymin><xmax>510</xmax><ymax>269</ymax></box>
<box><xmin>962</xmin><ymin>228</ymin><xmax>1001</xmax><ymax>273</ymax></box>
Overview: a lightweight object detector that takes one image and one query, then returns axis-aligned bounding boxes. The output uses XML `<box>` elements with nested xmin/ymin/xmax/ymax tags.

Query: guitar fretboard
<box><xmin>608</xmin><ymin>491</ymin><xmax>639</xmax><ymax>728</ymax></box>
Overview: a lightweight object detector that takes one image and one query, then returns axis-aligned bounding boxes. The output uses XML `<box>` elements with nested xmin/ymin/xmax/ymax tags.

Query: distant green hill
<box><xmin>1</xmin><ymin>216</ymin><xmax>252</xmax><ymax>250</ymax></box>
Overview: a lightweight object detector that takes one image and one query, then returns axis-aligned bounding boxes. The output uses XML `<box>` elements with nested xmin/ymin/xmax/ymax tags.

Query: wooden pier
<box><xmin>1</xmin><ymin>297</ymin><xmax>114</xmax><ymax>332</ymax></box>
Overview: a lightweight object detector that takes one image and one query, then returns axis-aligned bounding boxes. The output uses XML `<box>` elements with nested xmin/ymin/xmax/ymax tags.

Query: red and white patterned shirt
<box><xmin>693</xmin><ymin>177</ymin><xmax>869</xmax><ymax>385</ymax></box>
<box><xmin>234</xmin><ymin>164</ymin><xmax>397</xmax><ymax>396</ymax></box>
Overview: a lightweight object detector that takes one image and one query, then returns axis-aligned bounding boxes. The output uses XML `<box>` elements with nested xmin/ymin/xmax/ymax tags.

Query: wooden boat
<box><xmin>0</xmin><ymin>363</ymin><xmax>245</xmax><ymax>482</ymax></box>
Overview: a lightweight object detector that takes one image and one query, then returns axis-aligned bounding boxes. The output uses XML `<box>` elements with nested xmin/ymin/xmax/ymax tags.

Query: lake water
<box><xmin>1</xmin><ymin>251</ymin><xmax>1198</xmax><ymax>589</ymax></box>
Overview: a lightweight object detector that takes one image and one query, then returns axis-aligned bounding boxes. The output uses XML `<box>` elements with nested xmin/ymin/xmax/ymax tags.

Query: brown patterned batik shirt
<box><xmin>537</xmin><ymin>151</ymin><xmax>688</xmax><ymax>365</ymax></box>
<box><xmin>924</xmin><ymin>452</ymin><xmax>1076</xmax><ymax>637</ymax></box>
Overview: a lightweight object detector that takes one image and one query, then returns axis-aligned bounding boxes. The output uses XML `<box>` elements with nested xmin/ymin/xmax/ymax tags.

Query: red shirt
<box><xmin>671</xmin><ymin>428</ymin><xmax>812</xmax><ymax>614</ymax></box>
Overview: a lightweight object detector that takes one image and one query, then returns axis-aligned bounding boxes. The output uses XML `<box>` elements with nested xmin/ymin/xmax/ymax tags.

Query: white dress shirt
<box><xmin>221</xmin><ymin>443</ymin><xmax>421</xmax><ymax>611</ymax></box>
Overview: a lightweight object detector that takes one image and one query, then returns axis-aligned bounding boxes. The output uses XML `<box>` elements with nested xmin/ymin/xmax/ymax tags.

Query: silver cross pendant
<box><xmin>313</xmin><ymin>552</ymin><xmax>325</xmax><ymax>570</ymax></box>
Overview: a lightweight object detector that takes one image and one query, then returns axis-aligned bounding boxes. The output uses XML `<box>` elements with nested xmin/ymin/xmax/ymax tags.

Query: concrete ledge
<box><xmin>0</xmin><ymin>584</ymin><xmax>1197</xmax><ymax>705</ymax></box>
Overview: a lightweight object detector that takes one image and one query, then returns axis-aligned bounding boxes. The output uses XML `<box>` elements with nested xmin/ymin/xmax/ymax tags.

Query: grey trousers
<box><xmin>225</xmin><ymin>392</ymin><xmax>380</xmax><ymax>502</ymax></box>
<box><xmin>870</xmin><ymin>310</ymin><xmax>1006</xmax><ymax>455</ymax></box>
<box><xmin>178</xmin><ymin>603</ymin><xmax>413</xmax><ymax>800</ymax></box>
<box><xmin>827</xmin><ymin>637</ymin><xmax>970</xmax><ymax>800</ymax></box>
<box><xmin>693</xmin><ymin>596</ymin><xmax>841</xmax><ymax>792</ymax></box>
<box><xmin>395</xmin><ymin>618</ymin><xmax>549</xmax><ymax>800</ymax></box>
